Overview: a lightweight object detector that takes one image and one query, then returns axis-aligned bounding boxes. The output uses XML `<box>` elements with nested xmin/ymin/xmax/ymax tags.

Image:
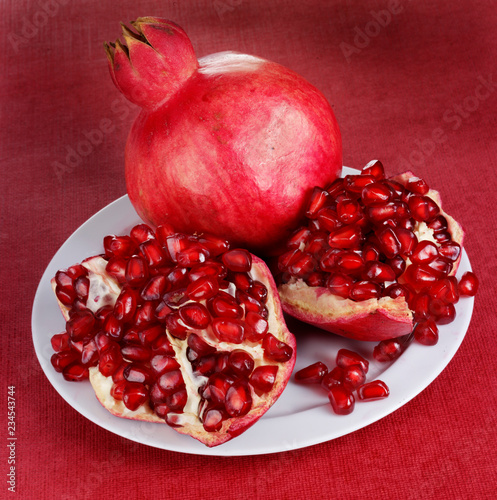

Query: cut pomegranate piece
<box><xmin>51</xmin><ymin>226</ymin><xmax>296</xmax><ymax>448</ymax></box>
<box><xmin>278</xmin><ymin>166</ymin><xmax>469</xmax><ymax>342</ymax></box>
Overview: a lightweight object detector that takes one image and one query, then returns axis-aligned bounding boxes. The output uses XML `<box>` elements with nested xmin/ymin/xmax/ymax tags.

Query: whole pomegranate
<box><xmin>50</xmin><ymin>224</ymin><xmax>296</xmax><ymax>447</ymax></box>
<box><xmin>105</xmin><ymin>18</ymin><xmax>342</xmax><ymax>256</ymax></box>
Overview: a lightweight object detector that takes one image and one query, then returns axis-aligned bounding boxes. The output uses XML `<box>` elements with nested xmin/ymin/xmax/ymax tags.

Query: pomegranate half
<box><xmin>276</xmin><ymin>161</ymin><xmax>465</xmax><ymax>341</ymax></box>
<box><xmin>50</xmin><ymin>225</ymin><xmax>296</xmax><ymax>447</ymax></box>
<box><xmin>105</xmin><ymin>17</ymin><xmax>342</xmax><ymax>256</ymax></box>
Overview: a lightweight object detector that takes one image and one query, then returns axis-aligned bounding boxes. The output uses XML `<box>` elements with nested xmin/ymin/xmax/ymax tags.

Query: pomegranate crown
<box><xmin>104</xmin><ymin>17</ymin><xmax>199</xmax><ymax>110</ymax></box>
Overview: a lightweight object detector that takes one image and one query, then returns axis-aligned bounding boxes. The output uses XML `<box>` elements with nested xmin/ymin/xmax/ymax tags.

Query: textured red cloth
<box><xmin>2</xmin><ymin>0</ymin><xmax>497</xmax><ymax>498</ymax></box>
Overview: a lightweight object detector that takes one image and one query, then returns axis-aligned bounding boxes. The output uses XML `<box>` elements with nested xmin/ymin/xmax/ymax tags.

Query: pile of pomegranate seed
<box><xmin>295</xmin><ymin>349</ymin><xmax>389</xmax><ymax>415</ymax></box>
<box><xmin>51</xmin><ymin>224</ymin><xmax>294</xmax><ymax>433</ymax></box>
<box><xmin>278</xmin><ymin>160</ymin><xmax>479</xmax><ymax>346</ymax></box>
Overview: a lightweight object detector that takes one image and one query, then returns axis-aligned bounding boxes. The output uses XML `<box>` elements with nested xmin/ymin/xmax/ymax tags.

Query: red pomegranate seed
<box><xmin>166</xmin><ymin>266</ymin><xmax>189</xmax><ymax>288</ymax></box>
<box><xmin>189</xmin><ymin>261</ymin><xmax>226</xmax><ymax>282</ymax></box>
<box><xmin>130</xmin><ymin>223</ymin><xmax>155</xmax><ymax>244</ymax></box>
<box><xmin>62</xmin><ymin>363</ymin><xmax>89</xmax><ymax>382</ymax></box>
<box><xmin>426</xmin><ymin>257</ymin><xmax>452</xmax><ymax>278</ymax></box>
<box><xmin>112</xmin><ymin>362</ymin><xmax>128</xmax><ymax>383</ymax></box>
<box><xmin>236</xmin><ymin>290</ymin><xmax>262</xmax><ymax>314</ymax></box>
<box><xmin>344</xmin><ymin>174</ymin><xmax>375</xmax><ymax>195</ymax></box>
<box><xmin>383</xmin><ymin>180</ymin><xmax>405</xmax><ymax>199</ymax></box>
<box><xmin>328</xmin><ymin>385</ymin><xmax>355</xmax><ymax>415</ymax></box>
<box><xmin>406</xmin><ymin>176</ymin><xmax>429</xmax><ymax>195</ymax></box>
<box><xmin>164</xmin><ymin>233</ymin><xmax>190</xmax><ymax>262</ymax></box>
<box><xmin>361</xmin><ymin>182</ymin><xmax>391</xmax><ymax>206</ymax></box>
<box><xmin>124</xmin><ymin>363</ymin><xmax>154</xmax><ymax>385</ymax></box>
<box><xmin>286</xmin><ymin>253</ymin><xmax>316</xmax><ymax>278</ymax></box>
<box><xmin>232</xmin><ymin>272</ymin><xmax>253</xmax><ymax>292</ymax></box>
<box><xmin>105</xmin><ymin>256</ymin><xmax>127</xmax><ymax>283</ymax></box>
<box><xmin>386</xmin><ymin>255</ymin><xmax>406</xmax><ymax>278</ymax></box>
<box><xmin>104</xmin><ymin>235</ymin><xmax>136</xmax><ymax>258</ymax></box>
<box><xmin>103</xmin><ymin>314</ymin><xmax>123</xmax><ymax>340</ymax></box>
<box><xmin>179</xmin><ymin>303</ymin><xmax>210</xmax><ymax>329</ymax></box>
<box><xmin>366</xmin><ymin>202</ymin><xmax>397</xmax><ymax>224</ymax></box>
<box><xmin>158</xmin><ymin>369</ymin><xmax>185</xmax><ymax>395</ymax></box>
<box><xmin>349</xmin><ymin>281</ymin><xmax>381</xmax><ymax>301</ymax></box>
<box><xmin>122</xmin><ymin>382</ymin><xmax>148</xmax><ymax>411</ymax></box>
<box><xmin>66</xmin><ymin>264</ymin><xmax>88</xmax><ymax>280</ymax></box>
<box><xmin>222</xmin><ymin>249</ymin><xmax>252</xmax><ymax>273</ymax></box>
<box><xmin>120</xmin><ymin>344</ymin><xmax>152</xmax><ymax>362</ymax></box>
<box><xmin>244</xmin><ymin>311</ymin><xmax>269</xmax><ymax>342</ymax></box>
<box><xmin>228</xmin><ymin>350</ymin><xmax>255</xmax><ymax>378</ymax></box>
<box><xmin>317</xmin><ymin>207</ymin><xmax>342</xmax><ymax>232</ymax></box>
<box><xmin>336</xmin><ymin>349</ymin><xmax>369</xmax><ymax>373</ymax></box>
<box><xmin>155</xmin><ymin>224</ymin><xmax>175</xmax><ymax>245</ymax></box>
<box><xmin>342</xmin><ymin>364</ymin><xmax>367</xmax><ymax>390</ymax></box>
<box><xmin>427</xmin><ymin>215</ymin><xmax>448</xmax><ymax>232</ymax></box>
<box><xmin>326</xmin><ymin>273</ymin><xmax>353</xmax><ymax>298</ymax></box>
<box><xmin>336</xmin><ymin>251</ymin><xmax>364</xmax><ymax>275</ymax></box>
<box><xmin>211</xmin><ymin>318</ymin><xmax>245</xmax><ymax>343</ymax></box>
<box><xmin>429</xmin><ymin>299</ymin><xmax>456</xmax><ymax>324</ymax></box>
<box><xmin>433</xmin><ymin>231</ymin><xmax>452</xmax><ymax>243</ymax></box>
<box><xmin>225</xmin><ymin>380</ymin><xmax>252</xmax><ymax>417</ymax></box>
<box><xmin>55</xmin><ymin>285</ymin><xmax>76</xmax><ymax>306</ymax></box>
<box><xmin>99</xmin><ymin>342</ymin><xmax>123</xmax><ymax>376</ymax></box>
<box><xmin>138</xmin><ymin>324</ymin><xmax>163</xmax><ymax>346</ymax></box>
<box><xmin>141</xmin><ymin>275</ymin><xmax>168</xmax><ymax>302</ymax></box>
<box><xmin>187</xmin><ymin>333</ymin><xmax>215</xmax><ymax>357</ymax></box>
<box><xmin>383</xmin><ymin>283</ymin><xmax>413</xmax><ymax>302</ymax></box>
<box><xmin>458</xmin><ymin>272</ymin><xmax>479</xmax><ymax>296</ymax></box>
<box><xmin>414</xmin><ymin>319</ymin><xmax>439</xmax><ymax>345</ymax></box>
<box><xmin>287</xmin><ymin>227</ymin><xmax>312</xmax><ymax>249</ymax></box>
<box><xmin>193</xmin><ymin>354</ymin><xmax>217</xmax><ymax>376</ymax></box>
<box><xmin>176</xmin><ymin>245</ymin><xmax>208</xmax><ymax>267</ymax></box>
<box><xmin>94</xmin><ymin>332</ymin><xmax>113</xmax><ymax>352</ymax></box>
<box><xmin>250</xmin><ymin>281</ymin><xmax>268</xmax><ymax>304</ymax></box>
<box><xmin>362</xmin><ymin>159</ymin><xmax>385</xmax><ymax>180</ymax></box>
<box><xmin>202</xmin><ymin>407</ymin><xmax>225</xmax><ymax>432</ymax></box>
<box><xmin>337</xmin><ymin>199</ymin><xmax>362</xmax><ymax>224</ymax></box>
<box><xmin>429</xmin><ymin>277</ymin><xmax>459</xmax><ymax>304</ymax></box>
<box><xmin>373</xmin><ymin>337</ymin><xmax>405</xmax><ymax>362</ymax></box>
<box><xmin>151</xmin><ymin>334</ymin><xmax>175</xmax><ymax>356</ymax></box>
<box><xmin>364</xmin><ymin>261</ymin><xmax>396</xmax><ymax>282</ymax></box>
<box><xmin>186</xmin><ymin>276</ymin><xmax>219</xmax><ymax>301</ymax></box>
<box><xmin>66</xmin><ymin>310</ymin><xmax>96</xmax><ymax>342</ymax></box>
<box><xmin>208</xmin><ymin>292</ymin><xmax>243</xmax><ymax>319</ymax></box>
<box><xmin>249</xmin><ymin>365</ymin><xmax>278</xmax><ymax>393</ymax></box>
<box><xmin>357</xmin><ymin>380</ymin><xmax>390</xmax><ymax>401</ymax></box>
<box><xmin>438</xmin><ymin>241</ymin><xmax>461</xmax><ymax>262</ymax></box>
<box><xmin>197</xmin><ymin>234</ymin><xmax>230</xmax><ymax>257</ymax></box>
<box><xmin>328</xmin><ymin>225</ymin><xmax>362</xmax><ymax>249</ymax></box>
<box><xmin>205</xmin><ymin>373</ymin><xmax>235</xmax><ymax>404</ymax></box>
<box><xmin>408</xmin><ymin>195</ymin><xmax>440</xmax><ymax>222</ymax></box>
<box><xmin>376</xmin><ymin>226</ymin><xmax>401</xmax><ymax>259</ymax></box>
<box><xmin>111</xmin><ymin>380</ymin><xmax>127</xmax><ymax>400</ymax></box>
<box><xmin>165</xmin><ymin>389</ymin><xmax>187</xmax><ymax>412</ymax></box>
<box><xmin>306</xmin><ymin>231</ymin><xmax>332</xmax><ymax>258</ymax></box>
<box><xmin>403</xmin><ymin>264</ymin><xmax>439</xmax><ymax>288</ymax></box>
<box><xmin>125</xmin><ymin>255</ymin><xmax>149</xmax><ymax>287</ymax></box>
<box><xmin>74</xmin><ymin>276</ymin><xmax>90</xmax><ymax>299</ymax></box>
<box><xmin>51</xmin><ymin>349</ymin><xmax>80</xmax><ymax>373</ymax></box>
<box><xmin>394</xmin><ymin>227</ymin><xmax>418</xmax><ymax>256</ymax></box>
<box><xmin>294</xmin><ymin>362</ymin><xmax>328</xmax><ymax>384</ymax></box>
<box><xmin>321</xmin><ymin>366</ymin><xmax>345</xmax><ymax>391</ymax></box>
<box><xmin>363</xmin><ymin>242</ymin><xmax>381</xmax><ymax>262</ymax></box>
<box><xmin>262</xmin><ymin>333</ymin><xmax>293</xmax><ymax>362</ymax></box>
<box><xmin>81</xmin><ymin>338</ymin><xmax>99</xmax><ymax>366</ymax></box>
<box><xmin>278</xmin><ymin>248</ymin><xmax>302</xmax><ymax>271</ymax></box>
<box><xmin>306</xmin><ymin>187</ymin><xmax>329</xmax><ymax>218</ymax></box>
<box><xmin>320</xmin><ymin>248</ymin><xmax>343</xmax><ymax>271</ymax></box>
<box><xmin>114</xmin><ymin>287</ymin><xmax>139</xmax><ymax>323</ymax></box>
<box><xmin>139</xmin><ymin>238</ymin><xmax>167</xmax><ymax>268</ymax></box>
<box><xmin>150</xmin><ymin>354</ymin><xmax>180</xmax><ymax>376</ymax></box>
<box><xmin>306</xmin><ymin>272</ymin><xmax>326</xmax><ymax>287</ymax></box>
<box><xmin>51</xmin><ymin>332</ymin><xmax>70</xmax><ymax>353</ymax></box>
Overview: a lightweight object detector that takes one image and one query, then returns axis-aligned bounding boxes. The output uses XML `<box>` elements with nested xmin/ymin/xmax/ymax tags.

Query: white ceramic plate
<box><xmin>32</xmin><ymin>168</ymin><xmax>475</xmax><ymax>456</ymax></box>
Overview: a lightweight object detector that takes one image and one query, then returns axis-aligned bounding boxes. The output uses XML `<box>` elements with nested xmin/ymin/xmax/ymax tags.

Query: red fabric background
<box><xmin>2</xmin><ymin>0</ymin><xmax>496</xmax><ymax>498</ymax></box>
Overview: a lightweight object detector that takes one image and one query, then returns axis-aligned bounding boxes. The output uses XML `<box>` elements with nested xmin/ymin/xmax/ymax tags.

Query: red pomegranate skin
<box><xmin>108</xmin><ymin>19</ymin><xmax>342</xmax><ymax>256</ymax></box>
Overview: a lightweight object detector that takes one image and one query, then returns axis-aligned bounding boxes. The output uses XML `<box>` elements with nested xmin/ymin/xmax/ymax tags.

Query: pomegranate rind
<box><xmin>53</xmin><ymin>255</ymin><xmax>295</xmax><ymax>447</ymax></box>
<box><xmin>278</xmin><ymin>171</ymin><xmax>465</xmax><ymax>341</ymax></box>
